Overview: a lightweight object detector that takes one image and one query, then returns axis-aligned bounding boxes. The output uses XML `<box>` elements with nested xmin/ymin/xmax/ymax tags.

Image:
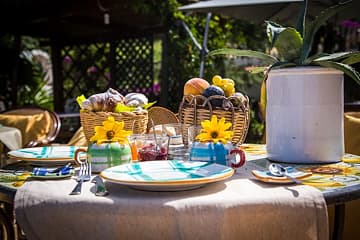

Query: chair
<box><xmin>66</xmin><ymin>127</ymin><xmax>88</xmax><ymax>147</ymax></box>
<box><xmin>0</xmin><ymin>106</ymin><xmax>61</xmax><ymax>147</ymax></box>
<box><xmin>147</xmin><ymin>106</ymin><xmax>179</xmax><ymax>132</ymax></box>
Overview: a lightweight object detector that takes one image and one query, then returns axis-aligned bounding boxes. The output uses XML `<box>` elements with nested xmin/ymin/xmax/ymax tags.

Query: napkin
<box><xmin>31</xmin><ymin>164</ymin><xmax>74</xmax><ymax>178</ymax></box>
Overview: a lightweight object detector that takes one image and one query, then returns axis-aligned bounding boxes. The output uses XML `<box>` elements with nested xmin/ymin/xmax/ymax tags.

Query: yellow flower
<box><xmin>90</xmin><ymin>116</ymin><xmax>132</xmax><ymax>144</ymax></box>
<box><xmin>195</xmin><ymin>115</ymin><xmax>233</xmax><ymax>143</ymax></box>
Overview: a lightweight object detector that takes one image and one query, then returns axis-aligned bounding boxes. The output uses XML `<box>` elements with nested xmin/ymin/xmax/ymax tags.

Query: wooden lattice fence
<box><xmin>58</xmin><ymin>36</ymin><xmax>154</xmax><ymax>112</ymax></box>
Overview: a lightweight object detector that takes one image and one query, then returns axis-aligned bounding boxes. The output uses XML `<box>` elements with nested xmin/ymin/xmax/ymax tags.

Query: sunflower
<box><xmin>90</xmin><ymin>116</ymin><xmax>132</xmax><ymax>144</ymax></box>
<box><xmin>195</xmin><ymin>115</ymin><xmax>233</xmax><ymax>143</ymax></box>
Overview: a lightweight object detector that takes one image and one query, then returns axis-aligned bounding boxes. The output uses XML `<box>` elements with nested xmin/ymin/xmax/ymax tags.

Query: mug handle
<box><xmin>74</xmin><ymin>148</ymin><xmax>87</xmax><ymax>166</ymax></box>
<box><xmin>229</xmin><ymin>149</ymin><xmax>246</xmax><ymax>168</ymax></box>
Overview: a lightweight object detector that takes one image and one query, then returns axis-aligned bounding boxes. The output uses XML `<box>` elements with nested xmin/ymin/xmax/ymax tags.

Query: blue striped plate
<box><xmin>100</xmin><ymin>160</ymin><xmax>235</xmax><ymax>191</ymax></box>
<box><xmin>8</xmin><ymin>146</ymin><xmax>86</xmax><ymax>165</ymax></box>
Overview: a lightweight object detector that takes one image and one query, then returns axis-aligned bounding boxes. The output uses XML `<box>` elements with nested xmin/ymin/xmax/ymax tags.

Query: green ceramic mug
<box><xmin>74</xmin><ymin>142</ymin><xmax>132</xmax><ymax>173</ymax></box>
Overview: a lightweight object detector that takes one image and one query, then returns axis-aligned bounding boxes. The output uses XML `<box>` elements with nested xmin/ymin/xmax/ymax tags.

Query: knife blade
<box><xmin>92</xmin><ymin>176</ymin><xmax>109</xmax><ymax>196</ymax></box>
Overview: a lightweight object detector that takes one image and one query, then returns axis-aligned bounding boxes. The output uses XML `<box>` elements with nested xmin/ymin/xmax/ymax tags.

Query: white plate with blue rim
<box><xmin>100</xmin><ymin>160</ymin><xmax>235</xmax><ymax>191</ymax></box>
<box><xmin>8</xmin><ymin>146</ymin><xmax>86</xmax><ymax>166</ymax></box>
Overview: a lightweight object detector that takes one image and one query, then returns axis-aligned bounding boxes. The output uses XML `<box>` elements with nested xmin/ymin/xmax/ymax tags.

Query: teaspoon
<box><xmin>268</xmin><ymin>163</ymin><xmax>301</xmax><ymax>184</ymax></box>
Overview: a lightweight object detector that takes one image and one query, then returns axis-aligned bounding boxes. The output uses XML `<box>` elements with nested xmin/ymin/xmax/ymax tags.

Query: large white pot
<box><xmin>266</xmin><ymin>67</ymin><xmax>344</xmax><ymax>164</ymax></box>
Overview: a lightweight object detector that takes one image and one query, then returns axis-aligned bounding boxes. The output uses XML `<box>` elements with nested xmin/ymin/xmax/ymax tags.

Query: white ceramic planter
<box><xmin>266</xmin><ymin>67</ymin><xmax>344</xmax><ymax>163</ymax></box>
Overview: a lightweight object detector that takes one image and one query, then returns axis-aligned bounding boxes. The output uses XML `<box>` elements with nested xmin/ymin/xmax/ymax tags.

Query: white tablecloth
<box><xmin>0</xmin><ymin>125</ymin><xmax>22</xmax><ymax>150</ymax></box>
<box><xmin>14</xmin><ymin>160</ymin><xmax>328</xmax><ymax>240</ymax></box>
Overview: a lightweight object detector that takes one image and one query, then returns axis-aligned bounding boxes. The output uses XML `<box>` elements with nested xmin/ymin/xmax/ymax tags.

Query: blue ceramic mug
<box><xmin>189</xmin><ymin>141</ymin><xmax>245</xmax><ymax>168</ymax></box>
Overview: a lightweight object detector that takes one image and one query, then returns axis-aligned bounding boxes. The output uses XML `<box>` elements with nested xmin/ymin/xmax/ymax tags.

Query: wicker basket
<box><xmin>80</xmin><ymin>110</ymin><xmax>148</xmax><ymax>144</ymax></box>
<box><xmin>179</xmin><ymin>95</ymin><xmax>250</xmax><ymax>146</ymax></box>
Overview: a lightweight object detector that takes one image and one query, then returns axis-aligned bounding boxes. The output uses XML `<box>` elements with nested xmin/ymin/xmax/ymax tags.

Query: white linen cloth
<box><xmin>15</xmin><ymin>161</ymin><xmax>328</xmax><ymax>240</ymax></box>
<box><xmin>0</xmin><ymin>125</ymin><xmax>22</xmax><ymax>150</ymax></box>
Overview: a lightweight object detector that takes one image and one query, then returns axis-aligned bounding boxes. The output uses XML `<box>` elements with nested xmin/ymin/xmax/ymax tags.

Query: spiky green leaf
<box><xmin>269</xmin><ymin>62</ymin><xmax>297</xmax><ymax>70</ymax></box>
<box><xmin>313</xmin><ymin>52</ymin><xmax>359</xmax><ymax>62</ymax></box>
<box><xmin>341</xmin><ymin>52</ymin><xmax>360</xmax><ymax>65</ymax></box>
<box><xmin>301</xmin><ymin>1</ymin><xmax>352</xmax><ymax>62</ymax></box>
<box><xmin>208</xmin><ymin>49</ymin><xmax>278</xmax><ymax>64</ymax></box>
<box><xmin>274</xmin><ymin>27</ymin><xmax>303</xmax><ymax>62</ymax></box>
<box><xmin>313</xmin><ymin>60</ymin><xmax>360</xmax><ymax>85</ymax></box>
<box><xmin>305</xmin><ymin>53</ymin><xmax>330</xmax><ymax>64</ymax></box>
<box><xmin>296</xmin><ymin>0</ymin><xmax>308</xmax><ymax>37</ymax></box>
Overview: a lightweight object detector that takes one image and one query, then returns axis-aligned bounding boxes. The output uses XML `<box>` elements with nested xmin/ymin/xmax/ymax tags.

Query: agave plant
<box><xmin>208</xmin><ymin>0</ymin><xmax>360</xmax><ymax>85</ymax></box>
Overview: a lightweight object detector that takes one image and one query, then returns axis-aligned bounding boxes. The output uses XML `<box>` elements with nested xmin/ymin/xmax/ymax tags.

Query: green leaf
<box><xmin>274</xmin><ymin>27</ymin><xmax>303</xmax><ymax>62</ymax></box>
<box><xmin>302</xmin><ymin>1</ymin><xmax>352</xmax><ymax>62</ymax></box>
<box><xmin>313</xmin><ymin>52</ymin><xmax>360</xmax><ymax>62</ymax></box>
<box><xmin>269</xmin><ymin>62</ymin><xmax>297</xmax><ymax>70</ymax></box>
<box><xmin>266</xmin><ymin>21</ymin><xmax>285</xmax><ymax>47</ymax></box>
<box><xmin>341</xmin><ymin>52</ymin><xmax>360</xmax><ymax>65</ymax></box>
<box><xmin>142</xmin><ymin>101</ymin><xmax>156</xmax><ymax>109</ymax></box>
<box><xmin>208</xmin><ymin>48</ymin><xmax>278</xmax><ymax>64</ymax></box>
<box><xmin>246</xmin><ymin>67</ymin><xmax>267</xmax><ymax>74</ymax></box>
<box><xmin>114</xmin><ymin>103</ymin><xmax>136</xmax><ymax>113</ymax></box>
<box><xmin>313</xmin><ymin>60</ymin><xmax>360</xmax><ymax>85</ymax></box>
<box><xmin>305</xmin><ymin>53</ymin><xmax>330</xmax><ymax>64</ymax></box>
<box><xmin>76</xmin><ymin>95</ymin><xmax>87</xmax><ymax>108</ymax></box>
<box><xmin>296</xmin><ymin>0</ymin><xmax>308</xmax><ymax>37</ymax></box>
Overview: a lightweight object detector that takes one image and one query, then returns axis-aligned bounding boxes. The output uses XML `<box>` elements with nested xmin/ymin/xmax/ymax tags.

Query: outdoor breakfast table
<box><xmin>1</xmin><ymin>144</ymin><xmax>360</xmax><ymax>240</ymax></box>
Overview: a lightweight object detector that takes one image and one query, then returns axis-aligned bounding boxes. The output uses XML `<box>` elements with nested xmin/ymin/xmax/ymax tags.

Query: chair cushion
<box><xmin>344</xmin><ymin>112</ymin><xmax>360</xmax><ymax>155</ymax></box>
<box><xmin>0</xmin><ymin>112</ymin><xmax>52</xmax><ymax>147</ymax></box>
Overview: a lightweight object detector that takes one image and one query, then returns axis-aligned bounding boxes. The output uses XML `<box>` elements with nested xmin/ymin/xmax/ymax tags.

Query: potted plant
<box><xmin>208</xmin><ymin>0</ymin><xmax>360</xmax><ymax>164</ymax></box>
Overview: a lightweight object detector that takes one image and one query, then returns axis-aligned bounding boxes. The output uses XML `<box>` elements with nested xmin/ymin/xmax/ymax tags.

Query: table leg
<box><xmin>332</xmin><ymin>203</ymin><xmax>345</xmax><ymax>240</ymax></box>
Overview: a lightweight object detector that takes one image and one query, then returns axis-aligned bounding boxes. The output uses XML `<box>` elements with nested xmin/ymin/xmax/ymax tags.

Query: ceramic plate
<box><xmin>8</xmin><ymin>146</ymin><xmax>86</xmax><ymax>165</ymax></box>
<box><xmin>252</xmin><ymin>169</ymin><xmax>312</xmax><ymax>184</ymax></box>
<box><xmin>100</xmin><ymin>160</ymin><xmax>235</xmax><ymax>191</ymax></box>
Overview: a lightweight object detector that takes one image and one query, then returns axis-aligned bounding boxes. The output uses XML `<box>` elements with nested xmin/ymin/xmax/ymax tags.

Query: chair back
<box><xmin>147</xmin><ymin>106</ymin><xmax>179</xmax><ymax>132</ymax></box>
<box><xmin>0</xmin><ymin>106</ymin><xmax>61</xmax><ymax>147</ymax></box>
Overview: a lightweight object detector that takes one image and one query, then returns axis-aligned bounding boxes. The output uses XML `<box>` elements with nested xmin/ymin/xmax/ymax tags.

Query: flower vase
<box><xmin>87</xmin><ymin>142</ymin><xmax>132</xmax><ymax>172</ymax></box>
<box><xmin>266</xmin><ymin>67</ymin><xmax>344</xmax><ymax>163</ymax></box>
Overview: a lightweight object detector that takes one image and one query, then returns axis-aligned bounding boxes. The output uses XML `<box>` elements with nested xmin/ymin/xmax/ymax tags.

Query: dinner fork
<box><xmin>70</xmin><ymin>160</ymin><xmax>91</xmax><ymax>195</ymax></box>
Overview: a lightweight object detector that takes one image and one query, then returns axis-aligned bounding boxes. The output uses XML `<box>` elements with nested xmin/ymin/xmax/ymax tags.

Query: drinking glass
<box><xmin>128</xmin><ymin>134</ymin><xmax>169</xmax><ymax>161</ymax></box>
<box><xmin>187</xmin><ymin>125</ymin><xmax>202</xmax><ymax>147</ymax></box>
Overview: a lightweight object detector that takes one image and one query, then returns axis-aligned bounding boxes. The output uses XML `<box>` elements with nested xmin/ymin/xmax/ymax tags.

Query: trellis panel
<box><xmin>59</xmin><ymin>36</ymin><xmax>154</xmax><ymax>112</ymax></box>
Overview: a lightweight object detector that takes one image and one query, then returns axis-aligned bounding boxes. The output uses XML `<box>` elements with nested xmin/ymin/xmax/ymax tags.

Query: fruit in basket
<box><xmin>203</xmin><ymin>85</ymin><xmax>224</xmax><ymax>97</ymax></box>
<box><xmin>183</xmin><ymin>78</ymin><xmax>210</xmax><ymax>96</ymax></box>
<box><xmin>81</xmin><ymin>88</ymin><xmax>124</xmax><ymax>112</ymax></box>
<box><xmin>212</xmin><ymin>75</ymin><xmax>235</xmax><ymax>97</ymax></box>
<box><xmin>229</xmin><ymin>92</ymin><xmax>247</xmax><ymax>108</ymax></box>
<box><xmin>202</xmin><ymin>85</ymin><xmax>225</xmax><ymax>107</ymax></box>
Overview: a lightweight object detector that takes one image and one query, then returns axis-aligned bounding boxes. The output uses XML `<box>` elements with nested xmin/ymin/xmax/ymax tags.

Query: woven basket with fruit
<box><xmin>77</xmin><ymin>88</ymin><xmax>152</xmax><ymax>144</ymax></box>
<box><xmin>179</xmin><ymin>76</ymin><xmax>250</xmax><ymax>146</ymax></box>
